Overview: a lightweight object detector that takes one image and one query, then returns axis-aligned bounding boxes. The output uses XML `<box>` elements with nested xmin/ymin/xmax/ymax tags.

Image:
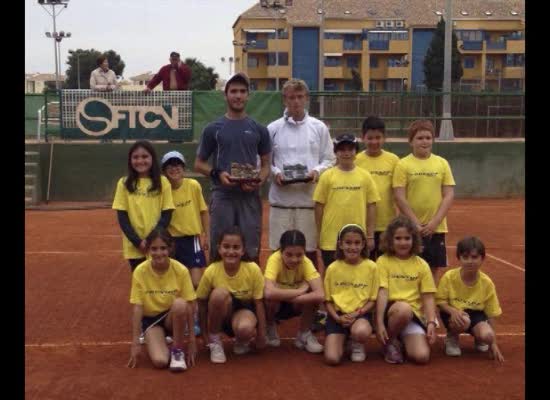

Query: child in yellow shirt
<box><xmin>436</xmin><ymin>236</ymin><xmax>504</xmax><ymax>362</ymax></box>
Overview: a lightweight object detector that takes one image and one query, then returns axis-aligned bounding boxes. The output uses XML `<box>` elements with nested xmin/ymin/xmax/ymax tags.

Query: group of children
<box><xmin>114</xmin><ymin>117</ymin><xmax>504</xmax><ymax>373</ymax></box>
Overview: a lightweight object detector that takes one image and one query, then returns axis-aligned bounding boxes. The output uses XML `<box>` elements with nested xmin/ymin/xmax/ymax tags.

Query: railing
<box><xmin>368</xmin><ymin>40</ymin><xmax>389</xmax><ymax>50</ymax></box>
<box><xmin>486</xmin><ymin>41</ymin><xmax>507</xmax><ymax>50</ymax></box>
<box><xmin>343</xmin><ymin>41</ymin><xmax>362</xmax><ymax>50</ymax></box>
<box><xmin>462</xmin><ymin>41</ymin><xmax>483</xmax><ymax>51</ymax></box>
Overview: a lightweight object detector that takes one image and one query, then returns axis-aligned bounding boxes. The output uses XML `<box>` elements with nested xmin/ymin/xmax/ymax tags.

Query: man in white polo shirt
<box><xmin>268</xmin><ymin>79</ymin><xmax>334</xmax><ymax>271</ymax></box>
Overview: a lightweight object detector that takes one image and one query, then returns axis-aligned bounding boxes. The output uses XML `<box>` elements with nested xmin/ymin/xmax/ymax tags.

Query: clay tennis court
<box><xmin>25</xmin><ymin>198</ymin><xmax>524</xmax><ymax>400</ymax></box>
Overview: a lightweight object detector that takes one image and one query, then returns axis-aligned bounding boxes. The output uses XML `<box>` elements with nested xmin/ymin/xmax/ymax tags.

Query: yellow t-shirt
<box><xmin>168</xmin><ymin>178</ymin><xmax>208</xmax><ymax>237</ymax></box>
<box><xmin>355</xmin><ymin>150</ymin><xmax>400</xmax><ymax>232</ymax></box>
<box><xmin>324</xmin><ymin>258</ymin><xmax>379</xmax><ymax>314</ymax></box>
<box><xmin>392</xmin><ymin>154</ymin><xmax>455</xmax><ymax>232</ymax></box>
<box><xmin>129</xmin><ymin>258</ymin><xmax>196</xmax><ymax>317</ymax></box>
<box><xmin>377</xmin><ymin>254</ymin><xmax>436</xmax><ymax>322</ymax></box>
<box><xmin>264</xmin><ymin>250</ymin><xmax>320</xmax><ymax>289</ymax></box>
<box><xmin>313</xmin><ymin>166</ymin><xmax>381</xmax><ymax>251</ymax></box>
<box><xmin>112</xmin><ymin>175</ymin><xmax>175</xmax><ymax>259</ymax></box>
<box><xmin>435</xmin><ymin>267</ymin><xmax>502</xmax><ymax>318</ymax></box>
<box><xmin>196</xmin><ymin>261</ymin><xmax>264</xmax><ymax>301</ymax></box>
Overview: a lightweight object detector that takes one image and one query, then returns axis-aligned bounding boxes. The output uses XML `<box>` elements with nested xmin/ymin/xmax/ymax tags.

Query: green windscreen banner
<box><xmin>60</xmin><ymin>90</ymin><xmax>193</xmax><ymax>141</ymax></box>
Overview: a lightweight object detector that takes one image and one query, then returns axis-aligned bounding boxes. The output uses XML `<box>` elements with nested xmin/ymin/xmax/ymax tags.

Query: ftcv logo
<box><xmin>75</xmin><ymin>97</ymin><xmax>179</xmax><ymax>137</ymax></box>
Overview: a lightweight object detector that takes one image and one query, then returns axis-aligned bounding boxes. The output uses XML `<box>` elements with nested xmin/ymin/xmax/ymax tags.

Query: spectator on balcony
<box><xmin>90</xmin><ymin>55</ymin><xmax>118</xmax><ymax>91</ymax></box>
<box><xmin>144</xmin><ymin>52</ymin><xmax>192</xmax><ymax>92</ymax></box>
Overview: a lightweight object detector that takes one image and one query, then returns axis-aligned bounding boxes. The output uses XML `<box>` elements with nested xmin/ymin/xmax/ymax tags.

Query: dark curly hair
<box><xmin>379</xmin><ymin>215</ymin><xmax>422</xmax><ymax>256</ymax></box>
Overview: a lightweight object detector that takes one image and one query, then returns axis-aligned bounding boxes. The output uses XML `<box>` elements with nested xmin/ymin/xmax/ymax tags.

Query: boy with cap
<box><xmin>313</xmin><ymin>134</ymin><xmax>380</xmax><ymax>271</ymax></box>
<box><xmin>162</xmin><ymin>150</ymin><xmax>209</xmax><ymax>335</ymax></box>
<box><xmin>194</xmin><ymin>73</ymin><xmax>271</xmax><ymax>262</ymax></box>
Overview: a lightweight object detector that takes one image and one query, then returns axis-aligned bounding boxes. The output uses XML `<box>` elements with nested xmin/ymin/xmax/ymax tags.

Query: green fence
<box><xmin>26</xmin><ymin>90</ymin><xmax>524</xmax><ymax>141</ymax></box>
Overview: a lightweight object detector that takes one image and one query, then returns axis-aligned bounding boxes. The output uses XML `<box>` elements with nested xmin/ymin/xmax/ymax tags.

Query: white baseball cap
<box><xmin>161</xmin><ymin>151</ymin><xmax>186</xmax><ymax>166</ymax></box>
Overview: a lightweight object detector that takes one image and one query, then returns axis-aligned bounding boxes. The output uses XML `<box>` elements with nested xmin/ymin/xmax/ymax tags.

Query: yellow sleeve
<box><xmin>303</xmin><ymin>259</ymin><xmax>321</xmax><ymax>281</ymax></box>
<box><xmin>160</xmin><ymin>177</ymin><xmax>175</xmax><ymax>211</ymax></box>
<box><xmin>392</xmin><ymin>160</ymin><xmax>407</xmax><ymax>188</ymax></box>
<box><xmin>419</xmin><ymin>261</ymin><xmax>437</xmax><ymax>293</ymax></box>
<box><xmin>435</xmin><ymin>272</ymin><xmax>450</xmax><ymax>305</ymax></box>
<box><xmin>195</xmin><ymin>181</ymin><xmax>208</xmax><ymax>212</ymax></box>
<box><xmin>377</xmin><ymin>257</ymin><xmax>389</xmax><ymax>288</ymax></box>
<box><xmin>442</xmin><ymin>158</ymin><xmax>456</xmax><ymax>186</ymax></box>
<box><xmin>196</xmin><ymin>266</ymin><xmax>213</xmax><ymax>299</ymax></box>
<box><xmin>264</xmin><ymin>253</ymin><xmax>280</xmax><ymax>281</ymax></box>
<box><xmin>129</xmin><ymin>273</ymin><xmax>143</xmax><ymax>305</ymax></box>
<box><xmin>370</xmin><ymin>265</ymin><xmax>380</xmax><ymax>300</ymax></box>
<box><xmin>312</xmin><ymin>172</ymin><xmax>329</xmax><ymax>204</ymax></box>
<box><xmin>323</xmin><ymin>267</ymin><xmax>333</xmax><ymax>301</ymax></box>
<box><xmin>366</xmin><ymin>172</ymin><xmax>381</xmax><ymax>203</ymax></box>
<box><xmin>112</xmin><ymin>178</ymin><xmax>129</xmax><ymax>210</ymax></box>
<box><xmin>252</xmin><ymin>263</ymin><xmax>265</xmax><ymax>299</ymax></box>
<box><xmin>485</xmin><ymin>282</ymin><xmax>502</xmax><ymax>318</ymax></box>
<box><xmin>180</xmin><ymin>267</ymin><xmax>197</xmax><ymax>301</ymax></box>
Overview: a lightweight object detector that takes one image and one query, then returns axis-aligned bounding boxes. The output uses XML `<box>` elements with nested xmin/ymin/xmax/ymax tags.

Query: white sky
<box><xmin>25</xmin><ymin>0</ymin><xmax>258</xmax><ymax>81</ymax></box>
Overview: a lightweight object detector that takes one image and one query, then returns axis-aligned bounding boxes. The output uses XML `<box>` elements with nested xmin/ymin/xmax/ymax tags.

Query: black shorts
<box><xmin>274</xmin><ymin>301</ymin><xmax>302</xmax><ymax>321</ymax></box>
<box><xmin>321</xmin><ymin>250</ymin><xmax>336</xmax><ymax>269</ymax></box>
<box><xmin>325</xmin><ymin>312</ymin><xmax>374</xmax><ymax>336</ymax></box>
<box><xmin>368</xmin><ymin>231</ymin><xmax>384</xmax><ymax>262</ymax></box>
<box><xmin>173</xmin><ymin>235</ymin><xmax>207</xmax><ymax>269</ymax></box>
<box><xmin>222</xmin><ymin>296</ymin><xmax>257</xmax><ymax>337</ymax></box>
<box><xmin>383</xmin><ymin>303</ymin><xmax>427</xmax><ymax>333</ymax></box>
<box><xmin>421</xmin><ymin>233</ymin><xmax>447</xmax><ymax>269</ymax></box>
<box><xmin>128</xmin><ymin>258</ymin><xmax>147</xmax><ymax>272</ymax></box>
<box><xmin>440</xmin><ymin>309</ymin><xmax>488</xmax><ymax>335</ymax></box>
<box><xmin>141</xmin><ymin>310</ymin><xmax>170</xmax><ymax>333</ymax></box>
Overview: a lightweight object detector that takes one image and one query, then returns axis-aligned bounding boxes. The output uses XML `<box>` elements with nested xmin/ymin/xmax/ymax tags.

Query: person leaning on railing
<box><xmin>90</xmin><ymin>55</ymin><xmax>118</xmax><ymax>91</ymax></box>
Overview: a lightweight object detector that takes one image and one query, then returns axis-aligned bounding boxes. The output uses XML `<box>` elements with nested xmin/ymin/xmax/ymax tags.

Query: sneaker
<box><xmin>475</xmin><ymin>338</ymin><xmax>489</xmax><ymax>353</ymax></box>
<box><xmin>444</xmin><ymin>334</ymin><xmax>462</xmax><ymax>357</ymax></box>
<box><xmin>311</xmin><ymin>311</ymin><xmax>327</xmax><ymax>333</ymax></box>
<box><xmin>294</xmin><ymin>331</ymin><xmax>324</xmax><ymax>353</ymax></box>
<box><xmin>266</xmin><ymin>323</ymin><xmax>281</xmax><ymax>347</ymax></box>
<box><xmin>193</xmin><ymin>320</ymin><xmax>201</xmax><ymax>337</ymax></box>
<box><xmin>138</xmin><ymin>333</ymin><xmax>145</xmax><ymax>345</ymax></box>
<box><xmin>208</xmin><ymin>341</ymin><xmax>227</xmax><ymax>364</ymax></box>
<box><xmin>169</xmin><ymin>348</ymin><xmax>187</xmax><ymax>372</ymax></box>
<box><xmin>350</xmin><ymin>340</ymin><xmax>366</xmax><ymax>362</ymax></box>
<box><xmin>384</xmin><ymin>341</ymin><xmax>404</xmax><ymax>364</ymax></box>
<box><xmin>233</xmin><ymin>340</ymin><xmax>251</xmax><ymax>355</ymax></box>
<box><xmin>165</xmin><ymin>336</ymin><xmax>173</xmax><ymax>345</ymax></box>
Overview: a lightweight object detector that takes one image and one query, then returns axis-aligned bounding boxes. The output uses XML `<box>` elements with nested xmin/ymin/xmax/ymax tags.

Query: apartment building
<box><xmin>232</xmin><ymin>0</ymin><xmax>524</xmax><ymax>91</ymax></box>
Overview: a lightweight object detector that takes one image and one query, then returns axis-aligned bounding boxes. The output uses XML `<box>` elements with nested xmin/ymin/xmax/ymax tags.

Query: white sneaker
<box><xmin>475</xmin><ymin>338</ymin><xmax>489</xmax><ymax>352</ymax></box>
<box><xmin>350</xmin><ymin>340</ymin><xmax>366</xmax><ymax>362</ymax></box>
<box><xmin>266</xmin><ymin>323</ymin><xmax>281</xmax><ymax>347</ymax></box>
<box><xmin>208</xmin><ymin>341</ymin><xmax>227</xmax><ymax>363</ymax></box>
<box><xmin>445</xmin><ymin>334</ymin><xmax>462</xmax><ymax>356</ymax></box>
<box><xmin>169</xmin><ymin>348</ymin><xmax>187</xmax><ymax>372</ymax></box>
<box><xmin>165</xmin><ymin>336</ymin><xmax>173</xmax><ymax>345</ymax></box>
<box><xmin>294</xmin><ymin>331</ymin><xmax>324</xmax><ymax>353</ymax></box>
<box><xmin>233</xmin><ymin>340</ymin><xmax>251</xmax><ymax>355</ymax></box>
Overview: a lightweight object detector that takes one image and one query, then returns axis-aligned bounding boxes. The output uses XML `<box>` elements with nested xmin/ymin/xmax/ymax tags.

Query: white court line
<box><xmin>25</xmin><ymin>332</ymin><xmax>525</xmax><ymax>349</ymax></box>
<box><xmin>486</xmin><ymin>253</ymin><xmax>525</xmax><ymax>272</ymax></box>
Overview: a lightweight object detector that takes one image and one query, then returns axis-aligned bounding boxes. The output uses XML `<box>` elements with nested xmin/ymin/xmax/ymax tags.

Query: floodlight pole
<box><xmin>439</xmin><ymin>0</ymin><xmax>454</xmax><ymax>140</ymax></box>
<box><xmin>40</xmin><ymin>1</ymin><xmax>68</xmax><ymax>90</ymax></box>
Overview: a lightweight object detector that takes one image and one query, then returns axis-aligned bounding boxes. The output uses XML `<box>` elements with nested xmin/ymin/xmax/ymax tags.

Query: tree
<box><xmin>423</xmin><ymin>18</ymin><xmax>463</xmax><ymax>91</ymax></box>
<box><xmin>65</xmin><ymin>49</ymin><xmax>126</xmax><ymax>89</ymax></box>
<box><xmin>350</xmin><ymin>68</ymin><xmax>363</xmax><ymax>91</ymax></box>
<box><xmin>184</xmin><ymin>58</ymin><xmax>219</xmax><ymax>90</ymax></box>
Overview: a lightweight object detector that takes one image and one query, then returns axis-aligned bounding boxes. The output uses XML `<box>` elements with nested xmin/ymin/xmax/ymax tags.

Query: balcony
<box><xmin>343</xmin><ymin>41</ymin><xmax>363</xmax><ymax>52</ymax></box>
<box><xmin>368</xmin><ymin>40</ymin><xmax>409</xmax><ymax>53</ymax></box>
<box><xmin>486</xmin><ymin>41</ymin><xmax>507</xmax><ymax>51</ymax></box>
<box><xmin>266</xmin><ymin>65</ymin><xmax>290</xmax><ymax>78</ymax></box>
<box><xmin>324</xmin><ymin>66</ymin><xmax>345</xmax><ymax>79</ymax></box>
<box><xmin>324</xmin><ymin>39</ymin><xmax>343</xmax><ymax>53</ymax></box>
<box><xmin>253</xmin><ymin>40</ymin><xmax>268</xmax><ymax>49</ymax></box>
<box><xmin>506</xmin><ymin>39</ymin><xmax>524</xmax><ymax>53</ymax></box>
<box><xmin>460</xmin><ymin>41</ymin><xmax>483</xmax><ymax>51</ymax></box>
<box><xmin>387</xmin><ymin>66</ymin><xmax>408</xmax><ymax>79</ymax></box>
<box><xmin>267</xmin><ymin>39</ymin><xmax>290</xmax><ymax>52</ymax></box>
<box><xmin>503</xmin><ymin>67</ymin><xmax>524</xmax><ymax>79</ymax></box>
<box><xmin>247</xmin><ymin>66</ymin><xmax>268</xmax><ymax>79</ymax></box>
<box><xmin>368</xmin><ymin>40</ymin><xmax>389</xmax><ymax>51</ymax></box>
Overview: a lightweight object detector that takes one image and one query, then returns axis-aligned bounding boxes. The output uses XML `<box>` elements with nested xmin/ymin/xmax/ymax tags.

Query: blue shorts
<box><xmin>325</xmin><ymin>312</ymin><xmax>374</xmax><ymax>336</ymax></box>
<box><xmin>274</xmin><ymin>301</ymin><xmax>302</xmax><ymax>321</ymax></box>
<box><xmin>440</xmin><ymin>309</ymin><xmax>488</xmax><ymax>334</ymax></box>
<box><xmin>141</xmin><ymin>310</ymin><xmax>170</xmax><ymax>333</ymax></box>
<box><xmin>173</xmin><ymin>235</ymin><xmax>206</xmax><ymax>269</ymax></box>
<box><xmin>222</xmin><ymin>296</ymin><xmax>257</xmax><ymax>337</ymax></box>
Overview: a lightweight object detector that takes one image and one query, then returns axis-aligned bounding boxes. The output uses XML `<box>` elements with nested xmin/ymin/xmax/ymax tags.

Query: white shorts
<box><xmin>269</xmin><ymin>206</ymin><xmax>317</xmax><ymax>252</ymax></box>
<box><xmin>399</xmin><ymin>320</ymin><xmax>426</xmax><ymax>338</ymax></box>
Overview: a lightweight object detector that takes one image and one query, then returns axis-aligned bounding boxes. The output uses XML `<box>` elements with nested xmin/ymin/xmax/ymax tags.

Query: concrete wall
<box><xmin>25</xmin><ymin>141</ymin><xmax>524</xmax><ymax>202</ymax></box>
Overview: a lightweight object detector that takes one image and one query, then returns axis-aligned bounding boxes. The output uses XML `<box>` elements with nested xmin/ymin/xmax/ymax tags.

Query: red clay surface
<box><xmin>25</xmin><ymin>199</ymin><xmax>524</xmax><ymax>400</ymax></box>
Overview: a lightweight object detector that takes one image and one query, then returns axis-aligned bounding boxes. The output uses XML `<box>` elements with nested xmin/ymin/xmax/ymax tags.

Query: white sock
<box><xmin>299</xmin><ymin>330</ymin><xmax>311</xmax><ymax>340</ymax></box>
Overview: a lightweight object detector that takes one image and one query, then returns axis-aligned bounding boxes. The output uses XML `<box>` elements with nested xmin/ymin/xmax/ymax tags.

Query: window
<box><xmin>324</xmin><ymin>80</ymin><xmax>339</xmax><ymax>91</ymax></box>
<box><xmin>369</xmin><ymin>81</ymin><xmax>378</xmax><ymax>92</ymax></box>
<box><xmin>324</xmin><ymin>32</ymin><xmax>344</xmax><ymax>39</ymax></box>
<box><xmin>267</xmin><ymin>29</ymin><xmax>288</xmax><ymax>39</ymax></box>
<box><xmin>506</xmin><ymin>54</ymin><xmax>524</xmax><ymax>67</ymax></box>
<box><xmin>384</xmin><ymin>79</ymin><xmax>402</xmax><ymax>91</ymax></box>
<box><xmin>248</xmin><ymin>56</ymin><xmax>259</xmax><ymax>68</ymax></box>
<box><xmin>387</xmin><ymin>57</ymin><xmax>407</xmax><ymax>67</ymax></box>
<box><xmin>249</xmin><ymin>80</ymin><xmax>258</xmax><ymax>91</ymax></box>
<box><xmin>347</xmin><ymin>56</ymin><xmax>360</xmax><ymax>68</ymax></box>
<box><xmin>325</xmin><ymin>56</ymin><xmax>341</xmax><ymax>67</ymax></box>
<box><xmin>464</xmin><ymin>57</ymin><xmax>475</xmax><ymax>69</ymax></box>
<box><xmin>267</xmin><ymin>52</ymin><xmax>289</xmax><ymax>66</ymax></box>
<box><xmin>456</xmin><ymin>30</ymin><xmax>483</xmax><ymax>42</ymax></box>
<box><xmin>370</xmin><ymin>56</ymin><xmax>378</xmax><ymax>68</ymax></box>
<box><xmin>246</xmin><ymin>32</ymin><xmax>258</xmax><ymax>42</ymax></box>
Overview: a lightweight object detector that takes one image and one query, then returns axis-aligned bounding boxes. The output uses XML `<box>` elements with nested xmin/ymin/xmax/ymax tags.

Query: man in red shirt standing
<box><xmin>144</xmin><ymin>51</ymin><xmax>192</xmax><ymax>92</ymax></box>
